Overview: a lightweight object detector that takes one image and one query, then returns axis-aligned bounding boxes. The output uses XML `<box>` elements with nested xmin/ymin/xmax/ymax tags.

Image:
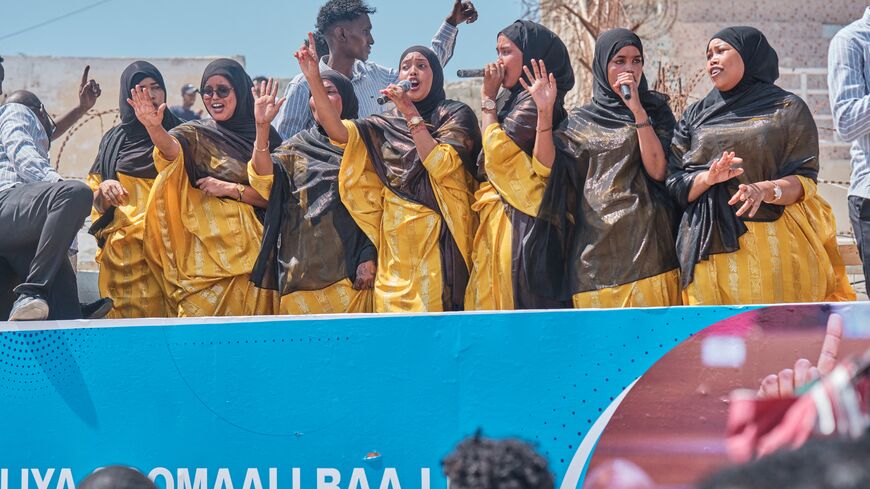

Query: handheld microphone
<box><xmin>456</xmin><ymin>69</ymin><xmax>485</xmax><ymax>78</ymax></box>
<box><xmin>620</xmin><ymin>84</ymin><xmax>632</xmax><ymax>101</ymax></box>
<box><xmin>377</xmin><ymin>80</ymin><xmax>412</xmax><ymax>105</ymax></box>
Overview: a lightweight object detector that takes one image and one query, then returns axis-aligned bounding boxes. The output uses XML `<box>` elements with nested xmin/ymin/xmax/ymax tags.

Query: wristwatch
<box><xmin>771</xmin><ymin>181</ymin><xmax>782</xmax><ymax>202</ymax></box>
<box><xmin>236</xmin><ymin>183</ymin><xmax>245</xmax><ymax>201</ymax></box>
<box><xmin>481</xmin><ymin>98</ymin><xmax>497</xmax><ymax>112</ymax></box>
<box><xmin>407</xmin><ymin>116</ymin><xmax>425</xmax><ymax>130</ymax></box>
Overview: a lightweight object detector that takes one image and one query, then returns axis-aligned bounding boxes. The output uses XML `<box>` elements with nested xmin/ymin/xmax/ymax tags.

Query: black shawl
<box><xmin>89</xmin><ymin>61</ymin><xmax>183</xmax><ymax>241</ymax></box>
<box><xmin>353</xmin><ymin>47</ymin><xmax>482</xmax><ymax>310</ymax></box>
<box><xmin>251</xmin><ymin>71</ymin><xmax>376</xmax><ymax>294</ymax></box>
<box><xmin>666</xmin><ymin>26</ymin><xmax>820</xmax><ymax>287</ymax></box>
<box><xmin>526</xmin><ymin>28</ymin><xmax>679</xmax><ymax>298</ymax></box>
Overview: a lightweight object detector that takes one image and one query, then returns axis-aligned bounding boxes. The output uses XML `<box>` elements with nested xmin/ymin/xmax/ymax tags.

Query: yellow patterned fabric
<box><xmin>277</xmin><ymin>278</ymin><xmax>373</xmax><ymax>314</ymax></box>
<box><xmin>572</xmin><ymin>269</ymin><xmax>681</xmax><ymax>309</ymax></box>
<box><xmin>247</xmin><ymin>162</ymin><xmax>373</xmax><ymax>315</ymax></box>
<box><xmin>465</xmin><ymin>124</ymin><xmax>550</xmax><ymax>310</ymax></box>
<box><xmin>338</xmin><ymin>120</ymin><xmax>474</xmax><ymax>312</ymax></box>
<box><xmin>87</xmin><ymin>173</ymin><xmax>169</xmax><ymax>318</ymax></box>
<box><xmin>143</xmin><ymin>142</ymin><xmax>275</xmax><ymax>317</ymax></box>
<box><xmin>685</xmin><ymin>177</ymin><xmax>855</xmax><ymax>305</ymax></box>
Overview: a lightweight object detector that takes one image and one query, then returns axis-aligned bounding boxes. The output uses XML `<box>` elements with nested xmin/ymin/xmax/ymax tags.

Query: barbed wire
<box><xmin>53</xmin><ymin>108</ymin><xmax>119</xmax><ymax>170</ymax></box>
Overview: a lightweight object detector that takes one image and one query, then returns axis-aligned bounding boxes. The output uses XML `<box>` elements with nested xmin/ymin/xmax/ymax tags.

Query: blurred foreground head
<box><xmin>442</xmin><ymin>433</ymin><xmax>554</xmax><ymax>489</ymax></box>
<box><xmin>79</xmin><ymin>466</ymin><xmax>156</xmax><ymax>489</ymax></box>
<box><xmin>698</xmin><ymin>433</ymin><xmax>870</xmax><ymax>489</ymax></box>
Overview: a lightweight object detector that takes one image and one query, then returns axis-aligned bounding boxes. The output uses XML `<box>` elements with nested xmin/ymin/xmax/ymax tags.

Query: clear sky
<box><xmin>0</xmin><ymin>0</ymin><xmax>528</xmax><ymax>81</ymax></box>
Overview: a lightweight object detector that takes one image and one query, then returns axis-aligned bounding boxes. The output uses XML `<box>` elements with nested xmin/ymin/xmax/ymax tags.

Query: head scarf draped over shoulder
<box><xmin>352</xmin><ymin>46</ymin><xmax>482</xmax><ymax>310</ymax></box>
<box><xmin>496</xmin><ymin>20</ymin><xmax>575</xmax><ymax>156</ymax></box>
<box><xmin>171</xmin><ymin>58</ymin><xmax>283</xmax><ymax>187</ymax></box>
<box><xmin>88</xmin><ymin>61</ymin><xmax>183</xmax><ymax>242</ymax></box>
<box><xmin>251</xmin><ymin>70</ymin><xmax>376</xmax><ymax>294</ymax></box>
<box><xmin>666</xmin><ymin>26</ymin><xmax>819</xmax><ymax>287</ymax></box>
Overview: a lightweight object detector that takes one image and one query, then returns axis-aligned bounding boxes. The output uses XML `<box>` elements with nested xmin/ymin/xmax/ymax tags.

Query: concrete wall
<box><xmin>1</xmin><ymin>55</ymin><xmax>244</xmax><ymax>179</ymax></box>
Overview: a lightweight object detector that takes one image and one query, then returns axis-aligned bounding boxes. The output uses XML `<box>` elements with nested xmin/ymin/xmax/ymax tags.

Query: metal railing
<box><xmin>779</xmin><ymin>67</ymin><xmax>842</xmax><ymax>143</ymax></box>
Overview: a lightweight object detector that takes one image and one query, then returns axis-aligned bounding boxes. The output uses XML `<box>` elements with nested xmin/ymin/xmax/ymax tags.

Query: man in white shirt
<box><xmin>272</xmin><ymin>0</ymin><xmax>478</xmax><ymax>140</ymax></box>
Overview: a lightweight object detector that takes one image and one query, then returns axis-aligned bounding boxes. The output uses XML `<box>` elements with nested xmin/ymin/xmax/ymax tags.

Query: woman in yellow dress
<box><xmin>246</xmin><ymin>73</ymin><xmax>376</xmax><ymax>314</ymax></box>
<box><xmin>526</xmin><ymin>29</ymin><xmax>681</xmax><ymax>308</ymax></box>
<box><xmin>128</xmin><ymin>58</ymin><xmax>283</xmax><ymax>317</ymax></box>
<box><xmin>465</xmin><ymin>20</ymin><xmax>573</xmax><ymax>310</ymax></box>
<box><xmin>88</xmin><ymin>61</ymin><xmax>183</xmax><ymax>318</ymax></box>
<box><xmin>295</xmin><ymin>36</ymin><xmax>481</xmax><ymax>312</ymax></box>
<box><xmin>666</xmin><ymin>26</ymin><xmax>854</xmax><ymax>304</ymax></box>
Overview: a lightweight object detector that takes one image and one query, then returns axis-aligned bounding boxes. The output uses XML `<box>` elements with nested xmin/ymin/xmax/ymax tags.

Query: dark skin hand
<box><xmin>353</xmin><ymin>261</ymin><xmax>376</xmax><ymax>290</ymax></box>
<box><xmin>53</xmin><ymin>65</ymin><xmax>101</xmax><ymax>140</ymax></box>
<box><xmin>445</xmin><ymin>0</ymin><xmax>478</xmax><ymax>25</ymax></box>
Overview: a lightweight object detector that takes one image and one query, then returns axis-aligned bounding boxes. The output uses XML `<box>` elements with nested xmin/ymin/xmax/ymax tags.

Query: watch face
<box><xmin>482</xmin><ymin>99</ymin><xmax>496</xmax><ymax>111</ymax></box>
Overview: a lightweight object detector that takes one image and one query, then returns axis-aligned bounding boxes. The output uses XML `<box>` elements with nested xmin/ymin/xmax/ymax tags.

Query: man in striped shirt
<box><xmin>829</xmin><ymin>6</ymin><xmax>870</xmax><ymax>285</ymax></box>
<box><xmin>272</xmin><ymin>0</ymin><xmax>478</xmax><ymax>140</ymax></box>
<box><xmin>0</xmin><ymin>91</ymin><xmax>93</xmax><ymax>321</ymax></box>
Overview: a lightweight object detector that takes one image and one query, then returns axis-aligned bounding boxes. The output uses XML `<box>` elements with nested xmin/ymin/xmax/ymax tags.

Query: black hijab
<box><xmin>91</xmin><ymin>61</ymin><xmax>182</xmax><ymax>182</ymax></box>
<box><xmin>499</xmin><ymin>20</ymin><xmax>575</xmax><ymax>127</ymax></box>
<box><xmin>89</xmin><ymin>61</ymin><xmax>183</xmax><ymax>243</ymax></box>
<box><xmin>666</xmin><ymin>26</ymin><xmax>817</xmax><ymax>287</ymax></box>
<box><xmin>177</xmin><ymin>58</ymin><xmax>282</xmax><ymax>185</ymax></box>
<box><xmin>590</xmin><ymin>28</ymin><xmax>671</xmax><ymax>124</ymax></box>
<box><xmin>199</xmin><ymin>58</ymin><xmax>272</xmax><ymax>145</ymax></box>
<box><xmin>320</xmin><ymin>70</ymin><xmax>358</xmax><ymax>121</ymax></box>
<box><xmin>399</xmin><ymin>46</ymin><xmax>445</xmax><ymax>119</ymax></box>
<box><xmin>709</xmin><ymin>26</ymin><xmax>779</xmax><ymax>98</ymax></box>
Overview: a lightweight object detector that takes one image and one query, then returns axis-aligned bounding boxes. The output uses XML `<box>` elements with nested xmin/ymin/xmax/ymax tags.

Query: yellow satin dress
<box><xmin>88</xmin><ymin>173</ymin><xmax>169</xmax><ymax>318</ymax></box>
<box><xmin>143</xmin><ymin>143</ymin><xmax>275</xmax><ymax>317</ymax></box>
<box><xmin>337</xmin><ymin>120</ymin><xmax>474</xmax><ymax>312</ymax></box>
<box><xmin>465</xmin><ymin>123</ymin><xmax>551</xmax><ymax>310</ymax></box>
<box><xmin>685</xmin><ymin>177</ymin><xmax>855</xmax><ymax>304</ymax></box>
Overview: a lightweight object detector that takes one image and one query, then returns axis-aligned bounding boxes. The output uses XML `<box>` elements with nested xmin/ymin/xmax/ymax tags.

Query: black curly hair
<box><xmin>315</xmin><ymin>0</ymin><xmax>376</xmax><ymax>35</ymax></box>
<box><xmin>442</xmin><ymin>434</ymin><xmax>555</xmax><ymax>489</ymax></box>
<box><xmin>304</xmin><ymin>31</ymin><xmax>330</xmax><ymax>57</ymax></box>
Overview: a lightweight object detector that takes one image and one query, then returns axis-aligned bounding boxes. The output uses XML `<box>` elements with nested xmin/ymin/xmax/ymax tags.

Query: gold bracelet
<box><xmin>254</xmin><ymin>146</ymin><xmax>269</xmax><ymax>153</ymax></box>
<box><xmin>536</xmin><ymin>126</ymin><xmax>553</xmax><ymax>133</ymax></box>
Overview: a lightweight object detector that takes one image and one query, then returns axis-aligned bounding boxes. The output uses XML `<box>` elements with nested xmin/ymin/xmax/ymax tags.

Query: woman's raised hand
<box><xmin>252</xmin><ymin>78</ymin><xmax>286</xmax><ymax>125</ymax></box>
<box><xmin>127</xmin><ymin>85</ymin><xmax>165</xmax><ymax>129</ymax></box>
<box><xmin>704</xmin><ymin>151</ymin><xmax>744</xmax><ymax>186</ymax></box>
<box><xmin>519</xmin><ymin>59</ymin><xmax>557</xmax><ymax>113</ymax></box>
<box><xmin>294</xmin><ymin>32</ymin><xmax>323</xmax><ymax>85</ymax></box>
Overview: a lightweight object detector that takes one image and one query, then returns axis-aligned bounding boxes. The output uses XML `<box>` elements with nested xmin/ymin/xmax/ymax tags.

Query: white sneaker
<box><xmin>9</xmin><ymin>295</ymin><xmax>49</xmax><ymax>321</ymax></box>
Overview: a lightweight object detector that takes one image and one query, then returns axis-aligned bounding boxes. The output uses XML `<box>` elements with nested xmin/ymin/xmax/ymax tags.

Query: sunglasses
<box><xmin>201</xmin><ymin>85</ymin><xmax>234</xmax><ymax>99</ymax></box>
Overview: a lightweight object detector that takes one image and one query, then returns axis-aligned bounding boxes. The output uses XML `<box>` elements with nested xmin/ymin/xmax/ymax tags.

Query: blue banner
<box><xmin>0</xmin><ymin>307</ymin><xmax>757</xmax><ymax>489</ymax></box>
